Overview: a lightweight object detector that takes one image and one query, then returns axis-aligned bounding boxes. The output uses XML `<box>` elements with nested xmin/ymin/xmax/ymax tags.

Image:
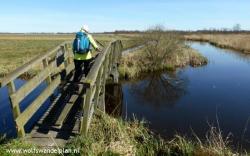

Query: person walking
<box><xmin>72</xmin><ymin>25</ymin><xmax>100</xmax><ymax>82</ymax></box>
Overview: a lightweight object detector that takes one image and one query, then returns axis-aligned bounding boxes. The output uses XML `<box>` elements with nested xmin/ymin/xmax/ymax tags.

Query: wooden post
<box><xmin>98</xmin><ymin>85</ymin><xmax>106</xmax><ymax>113</ymax></box>
<box><xmin>93</xmin><ymin>67</ymin><xmax>104</xmax><ymax>112</ymax></box>
<box><xmin>108</xmin><ymin>44</ymin><xmax>113</xmax><ymax>74</ymax></box>
<box><xmin>65</xmin><ymin>44</ymin><xmax>71</xmax><ymax>65</ymax></box>
<box><xmin>7</xmin><ymin>81</ymin><xmax>25</xmax><ymax>137</ymax></box>
<box><xmin>81</xmin><ymin>86</ymin><xmax>93</xmax><ymax>135</ymax></box>
<box><xmin>42</xmin><ymin>58</ymin><xmax>52</xmax><ymax>84</ymax></box>
<box><xmin>61</xmin><ymin>45</ymin><xmax>68</xmax><ymax>67</ymax></box>
<box><xmin>112</xmin><ymin>42</ymin><xmax>117</xmax><ymax>65</ymax></box>
<box><xmin>61</xmin><ymin>44</ymin><xmax>72</xmax><ymax>67</ymax></box>
<box><xmin>98</xmin><ymin>54</ymin><xmax>110</xmax><ymax>112</ymax></box>
<box><xmin>66</xmin><ymin>44</ymin><xmax>73</xmax><ymax>64</ymax></box>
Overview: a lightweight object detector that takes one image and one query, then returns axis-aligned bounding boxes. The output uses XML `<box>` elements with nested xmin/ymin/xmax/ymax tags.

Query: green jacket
<box><xmin>74</xmin><ymin>32</ymin><xmax>99</xmax><ymax>60</ymax></box>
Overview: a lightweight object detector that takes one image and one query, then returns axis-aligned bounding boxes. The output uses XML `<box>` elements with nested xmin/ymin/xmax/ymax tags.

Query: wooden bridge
<box><xmin>0</xmin><ymin>39</ymin><xmax>123</xmax><ymax>146</ymax></box>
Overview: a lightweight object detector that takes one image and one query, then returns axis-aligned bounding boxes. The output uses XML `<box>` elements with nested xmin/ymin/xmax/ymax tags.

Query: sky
<box><xmin>0</xmin><ymin>0</ymin><xmax>250</xmax><ymax>32</ymax></box>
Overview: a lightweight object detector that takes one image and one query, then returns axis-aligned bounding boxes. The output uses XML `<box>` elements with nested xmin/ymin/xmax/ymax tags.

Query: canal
<box><xmin>122</xmin><ymin>42</ymin><xmax>250</xmax><ymax>149</ymax></box>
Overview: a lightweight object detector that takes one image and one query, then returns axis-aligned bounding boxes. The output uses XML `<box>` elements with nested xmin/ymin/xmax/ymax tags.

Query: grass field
<box><xmin>0</xmin><ymin>34</ymin><xmax>140</xmax><ymax>77</ymax></box>
<box><xmin>185</xmin><ymin>33</ymin><xmax>250</xmax><ymax>53</ymax></box>
<box><xmin>0</xmin><ymin>39</ymin><xmax>63</xmax><ymax>77</ymax></box>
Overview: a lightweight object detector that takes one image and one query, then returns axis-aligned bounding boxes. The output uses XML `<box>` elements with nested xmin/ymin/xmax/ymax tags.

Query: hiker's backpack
<box><xmin>73</xmin><ymin>32</ymin><xmax>90</xmax><ymax>54</ymax></box>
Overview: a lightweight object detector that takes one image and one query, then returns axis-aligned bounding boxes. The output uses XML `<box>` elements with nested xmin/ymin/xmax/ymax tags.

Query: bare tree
<box><xmin>138</xmin><ymin>25</ymin><xmax>183</xmax><ymax>71</ymax></box>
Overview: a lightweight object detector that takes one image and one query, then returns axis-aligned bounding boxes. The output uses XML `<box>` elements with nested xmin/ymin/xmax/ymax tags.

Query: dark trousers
<box><xmin>73</xmin><ymin>59</ymin><xmax>93</xmax><ymax>82</ymax></box>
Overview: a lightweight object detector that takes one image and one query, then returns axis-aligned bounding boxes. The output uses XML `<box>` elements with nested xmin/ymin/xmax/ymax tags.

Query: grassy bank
<box><xmin>66</xmin><ymin>114</ymin><xmax>238</xmax><ymax>156</ymax></box>
<box><xmin>119</xmin><ymin>32</ymin><xmax>208</xmax><ymax>79</ymax></box>
<box><xmin>185</xmin><ymin>34</ymin><xmax>250</xmax><ymax>53</ymax></box>
<box><xmin>0</xmin><ymin>114</ymin><xmax>239</xmax><ymax>156</ymax></box>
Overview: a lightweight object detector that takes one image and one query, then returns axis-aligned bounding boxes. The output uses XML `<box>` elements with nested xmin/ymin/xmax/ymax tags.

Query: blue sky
<box><xmin>0</xmin><ymin>0</ymin><xmax>250</xmax><ymax>32</ymax></box>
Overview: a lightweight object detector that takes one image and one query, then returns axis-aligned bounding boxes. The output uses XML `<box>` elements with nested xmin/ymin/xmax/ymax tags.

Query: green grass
<box><xmin>65</xmin><ymin>114</ymin><xmax>237</xmax><ymax>156</ymax></box>
<box><xmin>0</xmin><ymin>114</ymin><xmax>240</xmax><ymax>156</ymax></box>
<box><xmin>65</xmin><ymin>114</ymin><xmax>168</xmax><ymax>155</ymax></box>
<box><xmin>0</xmin><ymin>34</ymin><xmax>112</xmax><ymax>77</ymax></box>
<box><xmin>0</xmin><ymin>39</ymin><xmax>64</xmax><ymax>77</ymax></box>
<box><xmin>0</xmin><ymin>34</ymin><xmax>141</xmax><ymax>77</ymax></box>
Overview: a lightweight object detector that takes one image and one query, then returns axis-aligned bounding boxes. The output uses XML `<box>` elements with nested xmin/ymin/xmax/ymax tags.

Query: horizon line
<box><xmin>1</xmin><ymin>30</ymin><xmax>250</xmax><ymax>34</ymax></box>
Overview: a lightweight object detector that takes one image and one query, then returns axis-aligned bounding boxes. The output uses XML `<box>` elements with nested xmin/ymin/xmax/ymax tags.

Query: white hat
<box><xmin>81</xmin><ymin>25</ymin><xmax>89</xmax><ymax>32</ymax></box>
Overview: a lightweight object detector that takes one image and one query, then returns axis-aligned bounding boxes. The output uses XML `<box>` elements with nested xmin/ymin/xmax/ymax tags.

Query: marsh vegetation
<box><xmin>119</xmin><ymin>27</ymin><xmax>208</xmax><ymax>79</ymax></box>
<box><xmin>185</xmin><ymin>33</ymin><xmax>250</xmax><ymax>53</ymax></box>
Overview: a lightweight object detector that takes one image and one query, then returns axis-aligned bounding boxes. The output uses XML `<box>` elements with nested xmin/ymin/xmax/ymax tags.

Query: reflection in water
<box><xmin>128</xmin><ymin>72</ymin><xmax>188</xmax><ymax>108</ymax></box>
<box><xmin>105</xmin><ymin>83</ymin><xmax>123</xmax><ymax>117</ymax></box>
<box><xmin>122</xmin><ymin>42</ymin><xmax>250</xmax><ymax>150</ymax></box>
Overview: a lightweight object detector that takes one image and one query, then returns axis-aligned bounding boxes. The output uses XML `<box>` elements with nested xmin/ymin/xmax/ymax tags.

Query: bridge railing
<box><xmin>80</xmin><ymin>40</ymin><xmax>123</xmax><ymax>135</ymax></box>
<box><xmin>0</xmin><ymin>41</ymin><xmax>74</xmax><ymax>137</ymax></box>
<box><xmin>0</xmin><ymin>39</ymin><xmax>123</xmax><ymax>137</ymax></box>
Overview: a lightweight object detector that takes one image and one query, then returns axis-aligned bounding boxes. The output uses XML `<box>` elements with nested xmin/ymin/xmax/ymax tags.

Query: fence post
<box><xmin>66</xmin><ymin>44</ymin><xmax>74</xmax><ymax>65</ymax></box>
<box><xmin>108</xmin><ymin>43</ymin><xmax>114</xmax><ymax>74</ymax></box>
<box><xmin>98</xmin><ymin>53</ymin><xmax>110</xmax><ymax>112</ymax></box>
<box><xmin>62</xmin><ymin>44</ymin><xmax>72</xmax><ymax>67</ymax></box>
<box><xmin>42</xmin><ymin>58</ymin><xmax>52</xmax><ymax>84</ymax></box>
<box><xmin>81</xmin><ymin>86</ymin><xmax>93</xmax><ymax>135</ymax></box>
<box><xmin>93</xmin><ymin>67</ymin><xmax>104</xmax><ymax>112</ymax></box>
<box><xmin>7</xmin><ymin>81</ymin><xmax>25</xmax><ymax>137</ymax></box>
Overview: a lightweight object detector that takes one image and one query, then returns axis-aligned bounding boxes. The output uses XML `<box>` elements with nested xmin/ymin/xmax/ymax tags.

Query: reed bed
<box><xmin>185</xmin><ymin>34</ymin><xmax>250</xmax><ymax>53</ymax></box>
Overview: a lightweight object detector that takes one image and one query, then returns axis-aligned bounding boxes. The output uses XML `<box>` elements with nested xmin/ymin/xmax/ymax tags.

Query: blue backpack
<box><xmin>73</xmin><ymin>32</ymin><xmax>90</xmax><ymax>54</ymax></box>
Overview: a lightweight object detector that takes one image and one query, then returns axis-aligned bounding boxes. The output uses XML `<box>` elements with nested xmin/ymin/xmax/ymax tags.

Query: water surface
<box><xmin>0</xmin><ymin>80</ymin><xmax>52</xmax><ymax>137</ymax></box>
<box><xmin>122</xmin><ymin>42</ymin><xmax>250</xmax><ymax>149</ymax></box>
